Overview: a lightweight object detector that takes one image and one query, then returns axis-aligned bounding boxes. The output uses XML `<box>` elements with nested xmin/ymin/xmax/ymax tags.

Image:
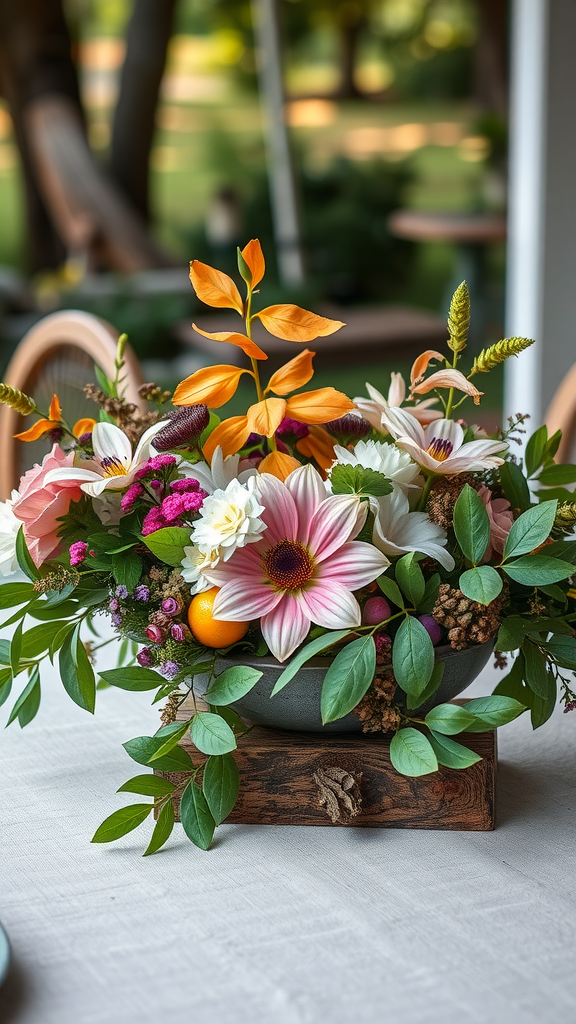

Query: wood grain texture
<box><xmin>156</xmin><ymin>702</ymin><xmax>497</xmax><ymax>831</ymax></box>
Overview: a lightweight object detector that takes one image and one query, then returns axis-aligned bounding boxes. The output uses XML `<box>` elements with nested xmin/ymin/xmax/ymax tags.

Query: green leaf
<box><xmin>147</xmin><ymin>720</ymin><xmax>191</xmax><ymax>761</ymax></box>
<box><xmin>112</xmin><ymin>550</ymin><xmax>142</xmax><ymax>592</ymax></box>
<box><xmin>123</xmin><ymin>734</ymin><xmax>195</xmax><ymax>772</ymax></box>
<box><xmin>462</xmin><ymin>695</ymin><xmax>526</xmax><ymax>730</ymax></box>
<box><xmin>15</xmin><ymin>527</ymin><xmax>40</xmax><ymax>580</ymax></box>
<box><xmin>59</xmin><ymin>625</ymin><xmax>95</xmax><ymax>713</ymax></box>
<box><xmin>29</xmin><ymin>600</ymin><xmax>79</xmax><ymax>620</ymax></box>
<box><xmin>321</xmin><ymin>635</ymin><xmax>376</xmax><ymax>724</ymax></box>
<box><xmin>424</xmin><ymin>703</ymin><xmax>477</xmax><ymax>735</ymax></box>
<box><xmin>21</xmin><ymin>621</ymin><xmax>65</xmax><ymax>660</ymax></box>
<box><xmin>0</xmin><ymin>639</ymin><xmax>10</xmax><ymax>664</ymax></box>
<box><xmin>418</xmin><ymin>573</ymin><xmax>441</xmax><ymax>614</ymax></box>
<box><xmin>525</xmin><ymin>425</ymin><xmax>548</xmax><ymax>477</ymax></box>
<box><xmin>217</xmin><ymin>705</ymin><xmax>250</xmax><ymax>735</ymax></box>
<box><xmin>493</xmin><ymin>655</ymin><xmax>530</xmax><ymax>704</ymax></box>
<box><xmin>204</xmin><ymin>665</ymin><xmax>263</xmax><ymax>705</ymax></box>
<box><xmin>537</xmin><ymin>464</ymin><xmax>576</xmax><ymax>486</ymax></box>
<box><xmin>500</xmin><ymin>460</ymin><xmax>531</xmax><ymax>512</ymax></box>
<box><xmin>180</xmin><ymin>780</ymin><xmax>215</xmax><ymax>850</ymax></box>
<box><xmin>202</xmin><ymin>753</ymin><xmax>240</xmax><ymax>824</ymax></box>
<box><xmin>545</xmin><ymin>429</ymin><xmax>562</xmax><ymax>460</ymax></box>
<box><xmin>94</xmin><ymin>362</ymin><xmax>113</xmax><ymax>396</ymax></box>
<box><xmin>503</xmin><ymin>555</ymin><xmax>574</xmax><ymax>586</ymax></box>
<box><xmin>190</xmin><ymin>712</ymin><xmax>237</xmax><ymax>755</ymax></box>
<box><xmin>117</xmin><ymin>774</ymin><xmax>176</xmax><ymax>796</ymax></box>
<box><xmin>141</xmin><ymin>527</ymin><xmax>193</xmax><ymax>567</ymax></box>
<box><xmin>453</xmin><ymin>483</ymin><xmax>491</xmax><ymax>563</ymax></box>
<box><xmin>459</xmin><ymin>565</ymin><xmax>503</xmax><ymax>606</ymax></box>
<box><xmin>523</xmin><ymin>641</ymin><xmax>550</xmax><ymax>698</ymax></box>
<box><xmin>392</xmin><ymin>616</ymin><xmax>434</xmax><ymax>698</ymax></box>
<box><xmin>530</xmin><ymin>677</ymin><xmax>557</xmax><ymax>729</ymax></box>
<box><xmin>6</xmin><ymin>666</ymin><xmax>41</xmax><ymax>727</ymax></box>
<box><xmin>0</xmin><ymin>582</ymin><xmax>34</xmax><ymax>608</ymax></box>
<box><xmin>544</xmin><ymin>540</ymin><xmax>576</xmax><ymax>561</ymax></box>
<box><xmin>428</xmin><ymin>732</ymin><xmax>482</xmax><ymax>769</ymax></box>
<box><xmin>237</xmin><ymin>245</ymin><xmax>252</xmax><ymax>285</ymax></box>
<box><xmin>0</xmin><ymin>668</ymin><xmax>12</xmax><ymax>708</ymax></box>
<box><xmin>75</xmin><ymin>638</ymin><xmax>96</xmax><ymax>713</ymax></box>
<box><xmin>10</xmin><ymin>620</ymin><xmax>23</xmax><ymax>676</ymax></box>
<box><xmin>49</xmin><ymin>622</ymin><xmax>76</xmax><ymax>660</ymax></box>
<box><xmin>395</xmin><ymin>552</ymin><xmax>425</xmax><ymax>607</ymax></box>
<box><xmin>377</xmin><ymin>575</ymin><xmax>405</xmax><ymax>609</ymax></box>
<box><xmin>503</xmin><ymin>501</ymin><xmax>557</xmax><ymax>560</ymax></box>
<box><xmin>538</xmin><ymin>583</ymin><xmax>568</xmax><ymax>603</ymax></box>
<box><xmin>143</xmin><ymin>799</ymin><xmax>175</xmax><ymax>856</ymax></box>
<box><xmin>91</xmin><ymin>803</ymin><xmax>152</xmax><ymax>843</ymax></box>
<box><xmin>389</xmin><ymin>727</ymin><xmax>438</xmax><ymax>776</ymax></box>
<box><xmin>495</xmin><ymin>616</ymin><xmax>527</xmax><ymax>652</ymax></box>
<box><xmin>330</xmin><ymin>464</ymin><xmax>393</xmax><ymax>498</ymax></box>
<box><xmin>99</xmin><ymin>666</ymin><xmax>161</xmax><ymax>691</ymax></box>
<box><xmin>541</xmin><ymin>634</ymin><xmax>576</xmax><ymax>669</ymax></box>
<box><xmin>271</xmin><ymin>629</ymin><xmax>353</xmax><ymax>696</ymax></box>
<box><xmin>405</xmin><ymin>661</ymin><xmax>444</xmax><ymax>711</ymax></box>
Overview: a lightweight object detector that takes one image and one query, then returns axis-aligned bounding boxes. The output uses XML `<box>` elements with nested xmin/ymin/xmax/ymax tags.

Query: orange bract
<box><xmin>253</xmin><ymin>304</ymin><xmax>345</xmax><ymax>343</ymax></box>
<box><xmin>265</xmin><ymin>349</ymin><xmax>315</xmax><ymax>396</ymax></box>
<box><xmin>285</xmin><ymin>387</ymin><xmax>354</xmax><ymax>423</ymax></box>
<box><xmin>410</xmin><ymin>350</ymin><xmax>444</xmax><ymax>386</ymax></box>
<box><xmin>173</xmin><ymin>365</ymin><xmax>250</xmax><ymax>408</ymax></box>
<box><xmin>246</xmin><ymin>397</ymin><xmax>287</xmax><ymax>436</ymax></box>
<box><xmin>187</xmin><ymin>587</ymin><xmax>249</xmax><ymax>648</ymax></box>
<box><xmin>73</xmin><ymin>418</ymin><xmax>96</xmax><ymax>437</ymax></box>
<box><xmin>202</xmin><ymin>415</ymin><xmax>251</xmax><ymax>461</ymax></box>
<box><xmin>189</xmin><ymin>260</ymin><xmax>243</xmax><ymax>314</ymax></box>
<box><xmin>14</xmin><ymin>392</ymin><xmax>63</xmax><ymax>441</ymax></box>
<box><xmin>258</xmin><ymin>451</ymin><xmax>301</xmax><ymax>481</ymax></box>
<box><xmin>192</xmin><ymin>324</ymin><xmax>267</xmax><ymax>361</ymax></box>
<box><xmin>296</xmin><ymin>424</ymin><xmax>337</xmax><ymax>474</ymax></box>
<box><xmin>241</xmin><ymin>239</ymin><xmax>265</xmax><ymax>288</ymax></box>
<box><xmin>49</xmin><ymin>394</ymin><xmax>62</xmax><ymax>421</ymax></box>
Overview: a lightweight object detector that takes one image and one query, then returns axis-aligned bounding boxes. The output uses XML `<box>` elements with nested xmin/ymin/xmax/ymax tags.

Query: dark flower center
<box><xmin>426</xmin><ymin>437</ymin><xmax>454</xmax><ymax>462</ymax></box>
<box><xmin>262</xmin><ymin>540</ymin><xmax>314</xmax><ymax>591</ymax></box>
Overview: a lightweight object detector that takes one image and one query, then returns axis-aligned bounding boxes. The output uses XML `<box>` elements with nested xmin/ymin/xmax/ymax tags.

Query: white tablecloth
<box><xmin>1</xmin><ymin>641</ymin><xmax>576</xmax><ymax>1024</ymax></box>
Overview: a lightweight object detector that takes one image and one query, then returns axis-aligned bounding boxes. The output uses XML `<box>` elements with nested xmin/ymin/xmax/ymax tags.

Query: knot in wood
<box><xmin>313</xmin><ymin>766</ymin><xmax>363</xmax><ymax>824</ymax></box>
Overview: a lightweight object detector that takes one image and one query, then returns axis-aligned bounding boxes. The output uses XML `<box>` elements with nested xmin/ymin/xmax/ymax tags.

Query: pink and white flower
<box><xmin>354</xmin><ymin>375</ymin><xmax>441</xmax><ymax>434</ymax></box>
<box><xmin>379</xmin><ymin>407</ymin><xmax>508</xmax><ymax>475</ymax></box>
<box><xmin>202</xmin><ymin>464</ymin><xmax>389</xmax><ymax>662</ymax></box>
<box><xmin>44</xmin><ymin>421</ymin><xmax>166</xmax><ymax>497</ymax></box>
<box><xmin>477</xmin><ymin>484</ymin><xmax>514</xmax><ymax>560</ymax></box>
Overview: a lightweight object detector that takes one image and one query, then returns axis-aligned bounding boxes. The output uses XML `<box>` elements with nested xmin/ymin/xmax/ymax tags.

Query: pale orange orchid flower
<box><xmin>192</xmin><ymin>324</ymin><xmax>267</xmax><ymax>361</ymax></box>
<box><xmin>411</xmin><ymin>369</ymin><xmax>484</xmax><ymax>406</ymax></box>
<box><xmin>14</xmin><ymin>394</ymin><xmax>62</xmax><ymax>441</ymax></box>
<box><xmin>410</xmin><ymin>350</ymin><xmax>444</xmax><ymax>387</ymax></box>
<box><xmin>189</xmin><ymin>260</ymin><xmax>243</xmax><ymax>314</ymax></box>
<box><xmin>172</xmin><ymin>364</ymin><xmax>251</xmax><ymax>408</ymax></box>
<box><xmin>258</xmin><ymin>451</ymin><xmax>301</xmax><ymax>481</ymax></box>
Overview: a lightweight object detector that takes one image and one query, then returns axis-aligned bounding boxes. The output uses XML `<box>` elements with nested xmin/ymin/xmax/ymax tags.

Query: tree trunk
<box><xmin>474</xmin><ymin>0</ymin><xmax>509</xmax><ymax>116</ymax></box>
<box><xmin>110</xmin><ymin>0</ymin><xmax>178</xmax><ymax>221</ymax></box>
<box><xmin>336</xmin><ymin>20</ymin><xmax>364</xmax><ymax>99</ymax></box>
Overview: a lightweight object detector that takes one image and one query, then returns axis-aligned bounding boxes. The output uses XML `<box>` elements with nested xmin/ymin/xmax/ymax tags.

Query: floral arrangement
<box><xmin>1</xmin><ymin>239</ymin><xmax>576</xmax><ymax>855</ymax></box>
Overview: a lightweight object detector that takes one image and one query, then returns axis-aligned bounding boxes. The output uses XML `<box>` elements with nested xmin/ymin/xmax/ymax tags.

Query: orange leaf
<box><xmin>189</xmin><ymin>260</ymin><xmax>243</xmax><ymax>314</ymax></box>
<box><xmin>265</xmin><ymin>349</ymin><xmax>316</xmax><ymax>396</ymax></box>
<box><xmin>246</xmin><ymin>398</ymin><xmax>287</xmax><ymax>437</ymax></box>
<box><xmin>73</xmin><ymin>418</ymin><xmax>96</xmax><ymax>437</ymax></box>
<box><xmin>241</xmin><ymin>239</ymin><xmax>265</xmax><ymax>288</ymax></box>
<box><xmin>202</xmin><ymin>416</ymin><xmax>251</xmax><ymax>461</ymax></box>
<box><xmin>259</xmin><ymin>451</ymin><xmax>301</xmax><ymax>481</ymax></box>
<box><xmin>286</xmin><ymin>388</ymin><xmax>354</xmax><ymax>424</ymax></box>
<box><xmin>296</xmin><ymin>425</ymin><xmax>336</xmax><ymax>474</ymax></box>
<box><xmin>14</xmin><ymin>418</ymin><xmax>54</xmax><ymax>441</ymax></box>
<box><xmin>192</xmin><ymin>324</ymin><xmax>267</xmax><ymax>361</ymax></box>
<box><xmin>173</xmin><ymin>365</ymin><xmax>250</xmax><ymax>409</ymax></box>
<box><xmin>254</xmin><ymin>304</ymin><xmax>345</xmax><ymax>343</ymax></box>
<box><xmin>49</xmin><ymin>394</ymin><xmax>62</xmax><ymax>421</ymax></box>
<box><xmin>410</xmin><ymin>350</ymin><xmax>444</xmax><ymax>386</ymax></box>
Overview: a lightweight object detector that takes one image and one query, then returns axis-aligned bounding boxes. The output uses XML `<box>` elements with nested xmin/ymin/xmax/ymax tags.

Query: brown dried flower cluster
<box><xmin>354</xmin><ymin>637</ymin><xmax>400</xmax><ymax>733</ymax></box>
<box><xmin>83</xmin><ymin>384</ymin><xmax>159</xmax><ymax>443</ymax></box>
<box><xmin>426</xmin><ymin>473</ymin><xmax>476</xmax><ymax>529</ymax></box>
<box><xmin>432</xmin><ymin>583</ymin><xmax>503</xmax><ymax>650</ymax></box>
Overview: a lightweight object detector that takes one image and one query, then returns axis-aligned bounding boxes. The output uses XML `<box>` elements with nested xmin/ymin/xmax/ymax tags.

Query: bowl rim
<box><xmin>213</xmin><ymin>639</ymin><xmax>494</xmax><ymax>673</ymax></box>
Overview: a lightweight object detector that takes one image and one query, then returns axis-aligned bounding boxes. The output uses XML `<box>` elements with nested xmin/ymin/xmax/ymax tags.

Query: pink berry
<box><xmin>418</xmin><ymin>614</ymin><xmax>442</xmax><ymax>646</ymax></box>
<box><xmin>362</xmin><ymin>596</ymin><xmax>392</xmax><ymax>626</ymax></box>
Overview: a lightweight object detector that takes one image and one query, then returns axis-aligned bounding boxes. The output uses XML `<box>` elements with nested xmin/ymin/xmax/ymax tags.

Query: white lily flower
<box><xmin>354</xmin><ymin>376</ymin><xmax>441</xmax><ymax>433</ymax></box>
<box><xmin>330</xmin><ymin>439</ymin><xmax>422</xmax><ymax>496</ymax></box>
<box><xmin>44</xmin><ymin>421</ymin><xmax>166</xmax><ymax>497</ymax></box>
<box><xmin>0</xmin><ymin>490</ymin><xmax>21</xmax><ymax>577</ymax></box>
<box><xmin>380</xmin><ymin>407</ymin><xmax>508</xmax><ymax>475</ymax></box>
<box><xmin>180</xmin><ymin>446</ymin><xmax>256</xmax><ymax>496</ymax></box>
<box><xmin>190</xmin><ymin>476</ymin><xmax>266</xmax><ymax>561</ymax></box>
<box><xmin>372</xmin><ymin>489</ymin><xmax>455</xmax><ymax>571</ymax></box>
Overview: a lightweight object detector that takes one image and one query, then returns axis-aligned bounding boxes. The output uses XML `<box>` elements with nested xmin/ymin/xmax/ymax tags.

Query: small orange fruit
<box><xmin>187</xmin><ymin>586</ymin><xmax>249</xmax><ymax>648</ymax></box>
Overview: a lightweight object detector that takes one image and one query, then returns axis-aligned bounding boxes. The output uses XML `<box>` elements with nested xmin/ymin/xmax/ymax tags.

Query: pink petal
<box><xmin>261</xmin><ymin>595</ymin><xmax>310</xmax><ymax>662</ymax></box>
<box><xmin>412</xmin><ymin>369</ymin><xmax>483</xmax><ymax>405</ymax></box>
<box><xmin>284</xmin><ymin>464</ymin><xmax>326</xmax><ymax>544</ymax></box>
<box><xmin>297</xmin><ymin>581</ymin><xmax>362</xmax><ymax>631</ymax></box>
<box><xmin>211</xmin><ymin>578</ymin><xmax>282</xmax><ymax>620</ymax></box>
<box><xmin>319</xmin><ymin>541</ymin><xmax>389</xmax><ymax>589</ymax></box>
<box><xmin>423</xmin><ymin>418</ymin><xmax>464</xmax><ymax>450</ymax></box>
<box><xmin>307</xmin><ymin>494</ymin><xmax>365</xmax><ymax>561</ymax></box>
<box><xmin>255</xmin><ymin>473</ymin><xmax>298</xmax><ymax>544</ymax></box>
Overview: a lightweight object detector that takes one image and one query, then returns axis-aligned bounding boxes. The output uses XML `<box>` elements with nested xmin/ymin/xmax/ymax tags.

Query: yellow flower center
<box><xmin>100</xmin><ymin>456</ymin><xmax>128</xmax><ymax>478</ymax></box>
<box><xmin>263</xmin><ymin>540</ymin><xmax>315</xmax><ymax>592</ymax></box>
<box><xmin>426</xmin><ymin>437</ymin><xmax>454</xmax><ymax>462</ymax></box>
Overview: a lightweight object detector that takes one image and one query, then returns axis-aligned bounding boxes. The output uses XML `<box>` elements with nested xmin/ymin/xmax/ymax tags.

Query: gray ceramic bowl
<box><xmin>194</xmin><ymin>641</ymin><xmax>494</xmax><ymax>734</ymax></box>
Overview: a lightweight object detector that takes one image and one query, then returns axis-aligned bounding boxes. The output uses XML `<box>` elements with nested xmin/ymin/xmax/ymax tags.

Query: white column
<box><xmin>505</xmin><ymin>0</ymin><xmax>576</xmax><ymax>429</ymax></box>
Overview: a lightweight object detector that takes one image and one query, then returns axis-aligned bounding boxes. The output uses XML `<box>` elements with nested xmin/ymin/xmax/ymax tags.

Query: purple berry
<box><xmin>362</xmin><ymin>596</ymin><xmax>392</xmax><ymax>626</ymax></box>
<box><xmin>418</xmin><ymin>614</ymin><xmax>442</xmax><ymax>646</ymax></box>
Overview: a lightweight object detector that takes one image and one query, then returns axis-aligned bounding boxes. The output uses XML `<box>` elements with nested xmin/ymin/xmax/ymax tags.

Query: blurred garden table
<box><xmin>1</xmin><ymin>650</ymin><xmax>576</xmax><ymax>1024</ymax></box>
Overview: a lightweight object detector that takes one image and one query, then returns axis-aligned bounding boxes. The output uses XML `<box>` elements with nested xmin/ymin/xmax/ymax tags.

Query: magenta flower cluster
<box><xmin>135</xmin><ymin>453</ymin><xmax>177</xmax><ymax>479</ymax></box>
<box><xmin>141</xmin><ymin>480</ymin><xmax>207</xmax><ymax>536</ymax></box>
<box><xmin>69</xmin><ymin>541</ymin><xmax>88</xmax><ymax>566</ymax></box>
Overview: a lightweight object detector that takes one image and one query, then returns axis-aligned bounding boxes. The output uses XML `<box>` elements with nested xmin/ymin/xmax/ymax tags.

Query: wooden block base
<box><xmin>157</xmin><ymin>712</ymin><xmax>497</xmax><ymax>831</ymax></box>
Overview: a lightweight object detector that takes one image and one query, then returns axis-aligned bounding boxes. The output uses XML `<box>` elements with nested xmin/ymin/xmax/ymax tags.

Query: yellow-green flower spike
<box><xmin>469</xmin><ymin>336</ymin><xmax>535</xmax><ymax>377</ymax></box>
<box><xmin>447</xmin><ymin>281</ymin><xmax>470</xmax><ymax>354</ymax></box>
<box><xmin>0</xmin><ymin>383</ymin><xmax>36</xmax><ymax>416</ymax></box>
